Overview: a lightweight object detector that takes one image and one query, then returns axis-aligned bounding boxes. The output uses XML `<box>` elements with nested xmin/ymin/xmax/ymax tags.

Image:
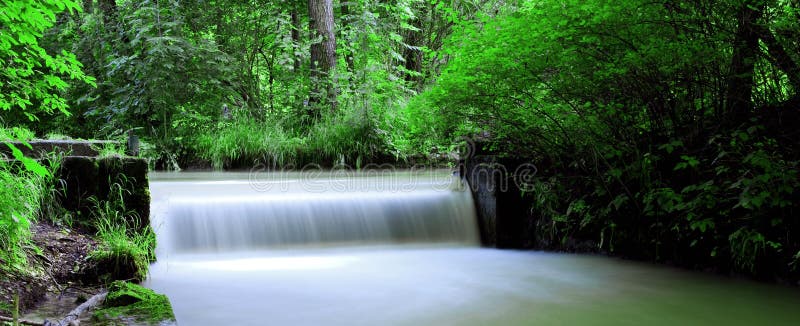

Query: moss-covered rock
<box><xmin>93</xmin><ymin>281</ymin><xmax>175</xmax><ymax>325</ymax></box>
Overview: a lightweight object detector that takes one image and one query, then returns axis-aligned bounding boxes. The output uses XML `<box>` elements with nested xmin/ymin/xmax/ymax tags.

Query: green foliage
<box><xmin>413</xmin><ymin>0</ymin><xmax>800</xmax><ymax>279</ymax></box>
<box><xmin>3</xmin><ymin>142</ymin><xmax>51</xmax><ymax>177</ymax></box>
<box><xmin>195</xmin><ymin>108</ymin><xmax>389</xmax><ymax>169</ymax></box>
<box><xmin>0</xmin><ymin>127</ymin><xmax>35</xmax><ymax>141</ymax></box>
<box><xmin>2</xmin><ymin>0</ymin><xmax>797</xmax><ymax>282</ymax></box>
<box><xmin>18</xmin><ymin>0</ymin><xmax>459</xmax><ymax>169</ymax></box>
<box><xmin>196</xmin><ymin>115</ymin><xmax>301</xmax><ymax>169</ymax></box>
<box><xmin>47</xmin><ymin>0</ymin><xmax>234</xmax><ymax>162</ymax></box>
<box><xmin>0</xmin><ymin>0</ymin><xmax>94</xmax><ymax>122</ymax></box>
<box><xmin>94</xmin><ymin>142</ymin><xmax>126</xmax><ymax>159</ymax></box>
<box><xmin>0</xmin><ymin>158</ymin><xmax>54</xmax><ymax>271</ymax></box>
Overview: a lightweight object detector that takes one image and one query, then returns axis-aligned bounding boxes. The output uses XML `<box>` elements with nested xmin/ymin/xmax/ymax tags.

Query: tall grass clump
<box><xmin>89</xmin><ymin>180</ymin><xmax>156</xmax><ymax>282</ymax></box>
<box><xmin>304</xmin><ymin>110</ymin><xmax>388</xmax><ymax>167</ymax></box>
<box><xmin>196</xmin><ymin>116</ymin><xmax>303</xmax><ymax>169</ymax></box>
<box><xmin>195</xmin><ymin>109</ymin><xmax>391</xmax><ymax>169</ymax></box>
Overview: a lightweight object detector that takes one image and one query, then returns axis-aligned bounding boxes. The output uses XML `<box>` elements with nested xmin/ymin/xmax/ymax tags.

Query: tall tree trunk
<box><xmin>402</xmin><ymin>14</ymin><xmax>424</xmax><ymax>87</ymax></box>
<box><xmin>755</xmin><ymin>26</ymin><xmax>800</xmax><ymax>91</ymax></box>
<box><xmin>291</xmin><ymin>7</ymin><xmax>302</xmax><ymax>72</ymax></box>
<box><xmin>725</xmin><ymin>0</ymin><xmax>765</xmax><ymax>123</ymax></box>
<box><xmin>308</xmin><ymin>0</ymin><xmax>337</xmax><ymax>115</ymax></box>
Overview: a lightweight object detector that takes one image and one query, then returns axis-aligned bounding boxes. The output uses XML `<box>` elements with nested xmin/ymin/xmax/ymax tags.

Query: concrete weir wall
<box><xmin>461</xmin><ymin>143</ymin><xmax>532</xmax><ymax>249</ymax></box>
<box><xmin>2</xmin><ymin>140</ymin><xmax>149</xmax><ymax>229</ymax></box>
<box><xmin>58</xmin><ymin>156</ymin><xmax>150</xmax><ymax>229</ymax></box>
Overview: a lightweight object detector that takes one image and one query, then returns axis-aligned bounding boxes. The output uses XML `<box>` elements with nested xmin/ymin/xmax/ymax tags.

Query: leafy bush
<box><xmin>411</xmin><ymin>0</ymin><xmax>800</xmax><ymax>280</ymax></box>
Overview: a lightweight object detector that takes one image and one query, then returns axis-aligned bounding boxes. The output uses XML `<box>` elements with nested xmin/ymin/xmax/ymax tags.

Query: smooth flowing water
<box><xmin>146</xmin><ymin>171</ymin><xmax>800</xmax><ymax>326</ymax></box>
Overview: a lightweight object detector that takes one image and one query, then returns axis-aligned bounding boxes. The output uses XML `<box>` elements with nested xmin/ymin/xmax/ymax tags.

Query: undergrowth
<box><xmin>0</xmin><ymin>148</ymin><xmax>56</xmax><ymax>272</ymax></box>
<box><xmin>195</xmin><ymin>109</ymin><xmax>391</xmax><ymax>169</ymax></box>
<box><xmin>89</xmin><ymin>179</ymin><xmax>155</xmax><ymax>282</ymax></box>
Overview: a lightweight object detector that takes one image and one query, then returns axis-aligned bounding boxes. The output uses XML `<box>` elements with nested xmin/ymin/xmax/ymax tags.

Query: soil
<box><xmin>31</xmin><ymin>223</ymin><xmax>99</xmax><ymax>285</ymax></box>
<box><xmin>0</xmin><ymin>222</ymin><xmax>101</xmax><ymax>317</ymax></box>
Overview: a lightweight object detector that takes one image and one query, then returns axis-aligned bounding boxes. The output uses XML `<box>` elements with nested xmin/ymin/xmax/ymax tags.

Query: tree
<box><xmin>725</xmin><ymin>0</ymin><xmax>765</xmax><ymax>123</ymax></box>
<box><xmin>308</xmin><ymin>0</ymin><xmax>337</xmax><ymax>115</ymax></box>
<box><xmin>0</xmin><ymin>0</ymin><xmax>94</xmax><ymax>122</ymax></box>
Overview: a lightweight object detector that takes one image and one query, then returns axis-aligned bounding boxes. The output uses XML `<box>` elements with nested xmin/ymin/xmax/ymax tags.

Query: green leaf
<box><xmin>3</xmin><ymin>142</ymin><xmax>51</xmax><ymax>177</ymax></box>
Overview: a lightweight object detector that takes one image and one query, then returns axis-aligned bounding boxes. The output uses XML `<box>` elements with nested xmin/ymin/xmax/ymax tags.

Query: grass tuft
<box><xmin>89</xmin><ymin>180</ymin><xmax>156</xmax><ymax>282</ymax></box>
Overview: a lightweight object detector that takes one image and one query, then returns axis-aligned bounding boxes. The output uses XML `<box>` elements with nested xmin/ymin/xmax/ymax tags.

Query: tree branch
<box><xmin>756</xmin><ymin>25</ymin><xmax>800</xmax><ymax>91</ymax></box>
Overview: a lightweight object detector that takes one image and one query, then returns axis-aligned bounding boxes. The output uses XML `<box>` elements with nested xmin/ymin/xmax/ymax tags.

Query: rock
<box><xmin>94</xmin><ymin>281</ymin><xmax>176</xmax><ymax>325</ymax></box>
<box><xmin>81</xmin><ymin>252</ymin><xmax>140</xmax><ymax>284</ymax></box>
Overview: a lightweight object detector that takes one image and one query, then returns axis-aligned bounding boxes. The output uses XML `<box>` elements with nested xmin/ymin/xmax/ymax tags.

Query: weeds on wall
<box><xmin>88</xmin><ymin>177</ymin><xmax>156</xmax><ymax>282</ymax></box>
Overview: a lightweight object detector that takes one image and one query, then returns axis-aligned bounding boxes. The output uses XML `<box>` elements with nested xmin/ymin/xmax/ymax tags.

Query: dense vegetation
<box><xmin>1</xmin><ymin>0</ymin><xmax>799</xmax><ymax>285</ymax></box>
<box><xmin>418</xmin><ymin>0</ymin><xmax>800</xmax><ymax>280</ymax></box>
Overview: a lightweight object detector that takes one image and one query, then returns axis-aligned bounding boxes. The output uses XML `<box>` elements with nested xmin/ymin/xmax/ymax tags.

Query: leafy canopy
<box><xmin>0</xmin><ymin>0</ymin><xmax>95</xmax><ymax>121</ymax></box>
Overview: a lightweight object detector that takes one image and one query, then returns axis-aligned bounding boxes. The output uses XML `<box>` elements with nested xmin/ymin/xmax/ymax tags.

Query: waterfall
<box><xmin>149</xmin><ymin>171</ymin><xmax>479</xmax><ymax>255</ymax></box>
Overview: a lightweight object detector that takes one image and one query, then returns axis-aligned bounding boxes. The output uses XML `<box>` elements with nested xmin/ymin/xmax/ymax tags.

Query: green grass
<box><xmin>0</xmin><ymin>126</ymin><xmax>35</xmax><ymax>141</ymax></box>
<box><xmin>196</xmin><ymin>116</ymin><xmax>303</xmax><ymax>169</ymax></box>
<box><xmin>0</xmin><ymin>158</ymin><xmax>53</xmax><ymax>272</ymax></box>
<box><xmin>94</xmin><ymin>142</ymin><xmax>127</xmax><ymax>159</ymax></box>
<box><xmin>195</xmin><ymin>110</ymin><xmax>390</xmax><ymax>169</ymax></box>
<box><xmin>88</xmin><ymin>181</ymin><xmax>156</xmax><ymax>282</ymax></box>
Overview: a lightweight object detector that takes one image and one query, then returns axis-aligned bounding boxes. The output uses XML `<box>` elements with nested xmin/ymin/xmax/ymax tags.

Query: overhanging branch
<box><xmin>756</xmin><ymin>25</ymin><xmax>800</xmax><ymax>92</ymax></box>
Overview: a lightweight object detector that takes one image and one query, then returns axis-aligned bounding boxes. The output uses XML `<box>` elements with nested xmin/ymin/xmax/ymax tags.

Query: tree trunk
<box><xmin>291</xmin><ymin>8</ymin><xmax>302</xmax><ymax>72</ymax></box>
<box><xmin>308</xmin><ymin>0</ymin><xmax>337</xmax><ymax>115</ymax></box>
<box><xmin>724</xmin><ymin>0</ymin><xmax>765</xmax><ymax>123</ymax></box>
<box><xmin>402</xmin><ymin>14</ymin><xmax>424</xmax><ymax>86</ymax></box>
<box><xmin>43</xmin><ymin>292</ymin><xmax>108</xmax><ymax>326</ymax></box>
<box><xmin>756</xmin><ymin>25</ymin><xmax>800</xmax><ymax>91</ymax></box>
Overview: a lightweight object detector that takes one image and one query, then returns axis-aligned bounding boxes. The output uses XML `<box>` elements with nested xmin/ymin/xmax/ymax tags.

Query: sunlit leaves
<box><xmin>0</xmin><ymin>0</ymin><xmax>94</xmax><ymax>122</ymax></box>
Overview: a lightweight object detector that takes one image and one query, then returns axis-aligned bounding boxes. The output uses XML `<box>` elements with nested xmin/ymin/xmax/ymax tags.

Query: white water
<box><xmin>149</xmin><ymin>171</ymin><xmax>478</xmax><ymax>255</ymax></box>
<box><xmin>146</xmin><ymin>171</ymin><xmax>800</xmax><ymax>326</ymax></box>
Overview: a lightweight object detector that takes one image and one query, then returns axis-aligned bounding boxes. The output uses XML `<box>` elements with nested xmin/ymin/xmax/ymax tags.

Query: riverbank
<box><xmin>1</xmin><ymin>139</ymin><xmax>166</xmax><ymax>325</ymax></box>
<box><xmin>0</xmin><ymin>222</ymin><xmax>98</xmax><ymax>319</ymax></box>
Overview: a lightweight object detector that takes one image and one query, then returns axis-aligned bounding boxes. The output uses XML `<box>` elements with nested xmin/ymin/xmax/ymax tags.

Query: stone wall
<box><xmin>1</xmin><ymin>140</ymin><xmax>117</xmax><ymax>158</ymax></box>
<box><xmin>2</xmin><ymin>140</ymin><xmax>150</xmax><ymax>230</ymax></box>
<box><xmin>57</xmin><ymin>156</ymin><xmax>150</xmax><ymax>230</ymax></box>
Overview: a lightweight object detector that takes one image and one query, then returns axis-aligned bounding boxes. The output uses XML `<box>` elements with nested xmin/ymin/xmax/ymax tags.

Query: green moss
<box><xmin>93</xmin><ymin>281</ymin><xmax>175</xmax><ymax>324</ymax></box>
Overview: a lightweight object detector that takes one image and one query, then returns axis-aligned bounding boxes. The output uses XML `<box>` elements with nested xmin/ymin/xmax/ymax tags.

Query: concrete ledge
<box><xmin>2</xmin><ymin>139</ymin><xmax>148</xmax><ymax>229</ymax></box>
<box><xmin>1</xmin><ymin>140</ymin><xmax>119</xmax><ymax>159</ymax></box>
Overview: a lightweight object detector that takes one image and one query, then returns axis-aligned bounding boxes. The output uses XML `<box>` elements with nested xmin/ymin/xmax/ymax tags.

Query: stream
<box><xmin>145</xmin><ymin>171</ymin><xmax>800</xmax><ymax>325</ymax></box>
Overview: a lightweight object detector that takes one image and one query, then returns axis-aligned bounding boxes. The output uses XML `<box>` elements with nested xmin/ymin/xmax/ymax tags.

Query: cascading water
<box><xmin>150</xmin><ymin>171</ymin><xmax>478</xmax><ymax>255</ymax></box>
<box><xmin>146</xmin><ymin>171</ymin><xmax>800</xmax><ymax>326</ymax></box>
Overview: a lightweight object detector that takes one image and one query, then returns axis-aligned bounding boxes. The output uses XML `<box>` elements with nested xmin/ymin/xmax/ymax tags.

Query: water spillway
<box><xmin>150</xmin><ymin>171</ymin><xmax>478</xmax><ymax>254</ymax></box>
<box><xmin>146</xmin><ymin>171</ymin><xmax>800</xmax><ymax>326</ymax></box>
